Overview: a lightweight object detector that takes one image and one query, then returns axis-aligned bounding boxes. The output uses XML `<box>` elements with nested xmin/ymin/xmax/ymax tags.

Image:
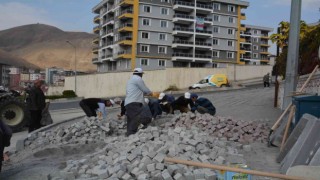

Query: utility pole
<box><xmin>283</xmin><ymin>0</ymin><xmax>302</xmax><ymax>109</ymax></box>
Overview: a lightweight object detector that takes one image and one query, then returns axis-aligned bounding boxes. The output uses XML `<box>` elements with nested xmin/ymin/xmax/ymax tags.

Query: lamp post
<box><xmin>66</xmin><ymin>41</ymin><xmax>77</xmax><ymax>94</ymax></box>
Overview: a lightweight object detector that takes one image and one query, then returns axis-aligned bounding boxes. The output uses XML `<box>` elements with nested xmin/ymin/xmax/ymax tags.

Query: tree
<box><xmin>270</xmin><ymin>21</ymin><xmax>318</xmax><ymax>78</ymax></box>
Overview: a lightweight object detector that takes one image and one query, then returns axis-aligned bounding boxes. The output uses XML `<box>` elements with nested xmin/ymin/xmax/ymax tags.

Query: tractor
<box><xmin>0</xmin><ymin>90</ymin><xmax>29</xmax><ymax>132</ymax></box>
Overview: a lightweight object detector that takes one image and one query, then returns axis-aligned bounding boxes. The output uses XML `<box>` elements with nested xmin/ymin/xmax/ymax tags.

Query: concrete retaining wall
<box><xmin>59</xmin><ymin>65</ymin><xmax>272</xmax><ymax>98</ymax></box>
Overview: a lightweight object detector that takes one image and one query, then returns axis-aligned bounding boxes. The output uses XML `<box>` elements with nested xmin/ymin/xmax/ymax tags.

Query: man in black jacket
<box><xmin>171</xmin><ymin>92</ymin><xmax>195</xmax><ymax>113</ymax></box>
<box><xmin>79</xmin><ymin>98</ymin><xmax>114</xmax><ymax>118</ymax></box>
<box><xmin>26</xmin><ymin>80</ymin><xmax>46</xmax><ymax>133</ymax></box>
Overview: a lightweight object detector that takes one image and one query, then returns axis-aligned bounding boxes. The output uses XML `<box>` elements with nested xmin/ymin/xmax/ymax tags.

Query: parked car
<box><xmin>189</xmin><ymin>74</ymin><xmax>230</xmax><ymax>89</ymax></box>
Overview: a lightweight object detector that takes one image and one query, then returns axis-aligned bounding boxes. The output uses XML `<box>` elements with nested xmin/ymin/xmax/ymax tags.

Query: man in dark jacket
<box><xmin>171</xmin><ymin>92</ymin><xmax>195</xmax><ymax>113</ymax></box>
<box><xmin>158</xmin><ymin>92</ymin><xmax>175</xmax><ymax>114</ymax></box>
<box><xmin>145</xmin><ymin>98</ymin><xmax>162</xmax><ymax>119</ymax></box>
<box><xmin>79</xmin><ymin>98</ymin><xmax>114</xmax><ymax>118</ymax></box>
<box><xmin>26</xmin><ymin>80</ymin><xmax>46</xmax><ymax>133</ymax></box>
<box><xmin>0</xmin><ymin>120</ymin><xmax>12</xmax><ymax>172</ymax></box>
<box><xmin>190</xmin><ymin>93</ymin><xmax>216</xmax><ymax>116</ymax></box>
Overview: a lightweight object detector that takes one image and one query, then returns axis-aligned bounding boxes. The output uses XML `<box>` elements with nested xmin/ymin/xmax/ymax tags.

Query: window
<box><xmin>161</xmin><ymin>8</ymin><xmax>169</xmax><ymax>15</ymax></box>
<box><xmin>253</xmin><ymin>45</ymin><xmax>258</xmax><ymax>50</ymax></box>
<box><xmin>253</xmin><ymin>53</ymin><xmax>258</xmax><ymax>58</ymax></box>
<box><xmin>227</xmin><ymin>52</ymin><xmax>234</xmax><ymax>58</ymax></box>
<box><xmin>227</xmin><ymin>40</ymin><xmax>234</xmax><ymax>47</ymax></box>
<box><xmin>228</xmin><ymin>29</ymin><xmax>234</xmax><ymax>35</ymax></box>
<box><xmin>212</xmin><ymin>39</ymin><xmax>219</xmax><ymax>45</ymax></box>
<box><xmin>229</xmin><ymin>17</ymin><xmax>234</xmax><ymax>23</ymax></box>
<box><xmin>143</xmin><ymin>5</ymin><xmax>151</xmax><ymax>13</ymax></box>
<box><xmin>213</xmin><ymin>3</ymin><xmax>220</xmax><ymax>10</ymax></box>
<box><xmin>158</xmin><ymin>60</ymin><xmax>165</xmax><ymax>66</ymax></box>
<box><xmin>141</xmin><ymin>59</ymin><xmax>149</xmax><ymax>66</ymax></box>
<box><xmin>212</xmin><ymin>51</ymin><xmax>219</xmax><ymax>57</ymax></box>
<box><xmin>158</xmin><ymin>46</ymin><xmax>167</xmax><ymax>54</ymax></box>
<box><xmin>141</xmin><ymin>45</ymin><xmax>149</xmax><ymax>52</ymax></box>
<box><xmin>254</xmin><ymin>30</ymin><xmax>258</xmax><ymax>34</ymax></box>
<box><xmin>213</xmin><ymin>26</ymin><xmax>219</xmax><ymax>33</ymax></box>
<box><xmin>160</xmin><ymin>20</ymin><xmax>168</xmax><ymax>28</ymax></box>
<box><xmin>142</xmin><ymin>18</ymin><xmax>151</xmax><ymax>26</ymax></box>
<box><xmin>161</xmin><ymin>0</ymin><xmax>169</xmax><ymax>3</ymax></box>
<box><xmin>253</xmin><ymin>37</ymin><xmax>258</xmax><ymax>42</ymax></box>
<box><xmin>228</xmin><ymin>5</ymin><xmax>235</xmax><ymax>12</ymax></box>
<box><xmin>213</xmin><ymin>15</ymin><xmax>220</xmax><ymax>22</ymax></box>
<box><xmin>141</xmin><ymin>32</ymin><xmax>149</xmax><ymax>39</ymax></box>
<box><xmin>159</xmin><ymin>33</ymin><xmax>167</xmax><ymax>40</ymax></box>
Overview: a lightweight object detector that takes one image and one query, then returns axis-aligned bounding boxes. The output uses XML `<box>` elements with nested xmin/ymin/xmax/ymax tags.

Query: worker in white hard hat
<box><xmin>124</xmin><ymin>68</ymin><xmax>154</xmax><ymax>136</ymax></box>
<box><xmin>170</xmin><ymin>92</ymin><xmax>195</xmax><ymax>113</ymax></box>
<box><xmin>158</xmin><ymin>92</ymin><xmax>175</xmax><ymax>114</ymax></box>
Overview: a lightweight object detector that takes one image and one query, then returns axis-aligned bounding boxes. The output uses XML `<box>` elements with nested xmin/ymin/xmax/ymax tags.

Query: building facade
<box><xmin>0</xmin><ymin>64</ymin><xmax>11</xmax><ymax>87</ymax></box>
<box><xmin>92</xmin><ymin>0</ymin><xmax>272</xmax><ymax>72</ymax></box>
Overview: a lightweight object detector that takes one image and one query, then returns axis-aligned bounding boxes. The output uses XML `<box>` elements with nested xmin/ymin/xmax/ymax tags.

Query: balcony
<box><xmin>239</xmin><ymin>38</ymin><xmax>246</xmax><ymax>43</ymax></box>
<box><xmin>240</xmin><ymin>31</ymin><xmax>251</xmax><ymax>36</ymax></box>
<box><xmin>197</xmin><ymin>16</ymin><xmax>213</xmax><ymax>25</ymax></box>
<box><xmin>102</xmin><ymin>54</ymin><xmax>114</xmax><ymax>62</ymax></box>
<box><xmin>240</xmin><ymin>47</ymin><xmax>252</xmax><ymax>52</ymax></box>
<box><xmin>173</xmin><ymin>14</ymin><xmax>194</xmax><ymax>24</ymax></box>
<box><xmin>240</xmin><ymin>24</ymin><xmax>246</xmax><ymax>31</ymax></box>
<box><xmin>117</xmin><ymin>50</ymin><xmax>132</xmax><ymax>59</ymax></box>
<box><xmin>93</xmin><ymin>25</ymin><xmax>100</xmax><ymax>33</ymax></box>
<box><xmin>118</xmin><ymin>23</ymin><xmax>133</xmax><ymax>32</ymax></box>
<box><xmin>92</xmin><ymin>47</ymin><xmax>99</xmax><ymax>54</ymax></box>
<box><xmin>106</xmin><ymin>29</ymin><xmax>114</xmax><ymax>37</ymax></box>
<box><xmin>261</xmin><ymin>34</ymin><xmax>269</xmax><ymax>39</ymax></box>
<box><xmin>118</xmin><ymin>36</ymin><xmax>133</xmax><ymax>45</ymax></box>
<box><xmin>119</xmin><ymin>0</ymin><xmax>133</xmax><ymax>7</ymax></box>
<box><xmin>172</xmin><ymin>40</ymin><xmax>212</xmax><ymax>49</ymax></box>
<box><xmin>196</xmin><ymin>3</ymin><xmax>213</xmax><ymax>13</ymax></box>
<box><xmin>240</xmin><ymin>13</ymin><xmax>246</xmax><ymax>20</ymax></box>
<box><xmin>104</xmin><ymin>17</ymin><xmax>114</xmax><ymax>26</ymax></box>
<box><xmin>94</xmin><ymin>15</ymin><xmax>100</xmax><ymax>24</ymax></box>
<box><xmin>260</xmin><ymin>43</ymin><xmax>270</xmax><ymax>47</ymax></box>
<box><xmin>92</xmin><ymin>58</ymin><xmax>99</xmax><ymax>64</ymax></box>
<box><xmin>92</xmin><ymin>37</ymin><xmax>99</xmax><ymax>44</ymax></box>
<box><xmin>118</xmin><ymin>9</ymin><xmax>133</xmax><ymax>20</ymax></box>
<box><xmin>172</xmin><ymin>27</ymin><xmax>194</xmax><ymax>36</ymax></box>
<box><xmin>260</xmin><ymin>51</ymin><xmax>270</xmax><ymax>55</ymax></box>
<box><xmin>173</xmin><ymin>1</ymin><xmax>194</xmax><ymax>12</ymax></box>
<box><xmin>172</xmin><ymin>53</ymin><xmax>211</xmax><ymax>61</ymax></box>
<box><xmin>196</xmin><ymin>29</ymin><xmax>212</xmax><ymax>38</ymax></box>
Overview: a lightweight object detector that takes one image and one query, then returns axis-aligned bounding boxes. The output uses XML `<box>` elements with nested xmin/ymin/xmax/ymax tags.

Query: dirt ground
<box><xmin>1</xmin><ymin>86</ymin><xmax>283</xmax><ymax>180</ymax></box>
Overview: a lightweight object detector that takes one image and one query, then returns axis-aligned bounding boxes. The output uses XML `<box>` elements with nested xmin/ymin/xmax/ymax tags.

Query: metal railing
<box><xmin>240</xmin><ymin>47</ymin><xmax>251</xmax><ymax>51</ymax></box>
<box><xmin>173</xmin><ymin>27</ymin><xmax>194</xmax><ymax>32</ymax></box>
<box><xmin>173</xmin><ymin>1</ymin><xmax>194</xmax><ymax>7</ymax></box>
<box><xmin>119</xmin><ymin>9</ymin><xmax>133</xmax><ymax>16</ymax></box>
<box><xmin>92</xmin><ymin>58</ymin><xmax>98</xmax><ymax>62</ymax></box>
<box><xmin>118</xmin><ymin>50</ymin><xmax>132</xmax><ymax>55</ymax></box>
<box><xmin>107</xmin><ymin>29</ymin><xmax>114</xmax><ymax>34</ymax></box>
<box><xmin>173</xmin><ymin>40</ymin><xmax>193</xmax><ymax>45</ymax></box>
<box><xmin>196</xmin><ymin>29</ymin><xmax>212</xmax><ymax>34</ymax></box>
<box><xmin>195</xmin><ymin>41</ymin><xmax>212</xmax><ymax>46</ymax></box>
<box><xmin>94</xmin><ymin>15</ymin><xmax>100</xmax><ymax>20</ymax></box>
<box><xmin>172</xmin><ymin>53</ymin><xmax>211</xmax><ymax>58</ymax></box>
<box><xmin>196</xmin><ymin>3</ymin><xmax>212</xmax><ymax>9</ymax></box>
<box><xmin>93</xmin><ymin>25</ymin><xmax>100</xmax><ymax>30</ymax></box>
<box><xmin>174</xmin><ymin>14</ymin><xmax>194</xmax><ymax>19</ymax></box>
<box><xmin>106</xmin><ymin>41</ymin><xmax>114</xmax><ymax>46</ymax></box>
<box><xmin>118</xmin><ymin>36</ymin><xmax>132</xmax><ymax>41</ymax></box>
<box><xmin>119</xmin><ymin>23</ymin><xmax>133</xmax><ymax>29</ymax></box>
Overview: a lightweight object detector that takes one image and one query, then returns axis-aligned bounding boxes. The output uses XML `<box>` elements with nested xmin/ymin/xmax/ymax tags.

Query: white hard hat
<box><xmin>184</xmin><ymin>92</ymin><xmax>191</xmax><ymax>99</ymax></box>
<box><xmin>133</xmin><ymin>68</ymin><xmax>144</xmax><ymax>74</ymax></box>
<box><xmin>158</xmin><ymin>92</ymin><xmax>165</xmax><ymax>100</ymax></box>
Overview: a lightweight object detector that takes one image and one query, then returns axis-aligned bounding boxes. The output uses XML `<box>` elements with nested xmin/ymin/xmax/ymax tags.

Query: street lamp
<box><xmin>66</xmin><ymin>41</ymin><xmax>77</xmax><ymax>94</ymax></box>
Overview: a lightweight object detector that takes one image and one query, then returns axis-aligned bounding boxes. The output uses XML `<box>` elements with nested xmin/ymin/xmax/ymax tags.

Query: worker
<box><xmin>79</xmin><ymin>98</ymin><xmax>114</xmax><ymax>119</ymax></box>
<box><xmin>190</xmin><ymin>93</ymin><xmax>216</xmax><ymax>116</ymax></box>
<box><xmin>125</xmin><ymin>68</ymin><xmax>153</xmax><ymax>136</ymax></box>
<box><xmin>158</xmin><ymin>92</ymin><xmax>175</xmax><ymax>114</ymax></box>
<box><xmin>114</xmin><ymin>98</ymin><xmax>126</xmax><ymax>119</ymax></box>
<box><xmin>171</xmin><ymin>92</ymin><xmax>195</xmax><ymax>113</ymax></box>
<box><xmin>26</xmin><ymin>80</ymin><xmax>46</xmax><ymax>133</ymax></box>
<box><xmin>145</xmin><ymin>98</ymin><xmax>162</xmax><ymax>120</ymax></box>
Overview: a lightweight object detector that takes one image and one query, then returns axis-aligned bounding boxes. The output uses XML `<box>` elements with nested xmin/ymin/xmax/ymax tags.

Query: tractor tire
<box><xmin>0</xmin><ymin>97</ymin><xmax>29</xmax><ymax>132</ymax></box>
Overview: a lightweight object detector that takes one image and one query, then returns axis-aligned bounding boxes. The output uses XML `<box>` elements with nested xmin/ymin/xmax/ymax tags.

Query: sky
<box><xmin>0</xmin><ymin>0</ymin><xmax>319</xmax><ymax>52</ymax></box>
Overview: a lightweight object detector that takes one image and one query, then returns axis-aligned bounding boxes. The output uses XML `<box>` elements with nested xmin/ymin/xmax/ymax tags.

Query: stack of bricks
<box><xmin>164</xmin><ymin>112</ymin><xmax>270</xmax><ymax>144</ymax></box>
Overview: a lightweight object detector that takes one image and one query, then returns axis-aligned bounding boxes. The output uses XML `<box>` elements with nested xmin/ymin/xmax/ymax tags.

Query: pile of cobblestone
<box><xmin>23</xmin><ymin>117</ymin><xmax>126</xmax><ymax>150</ymax></box>
<box><xmin>21</xmin><ymin>116</ymin><xmax>250</xmax><ymax>180</ymax></box>
<box><xmin>57</xmin><ymin>126</ymin><xmax>247</xmax><ymax>180</ymax></box>
<box><xmin>164</xmin><ymin>112</ymin><xmax>270</xmax><ymax>144</ymax></box>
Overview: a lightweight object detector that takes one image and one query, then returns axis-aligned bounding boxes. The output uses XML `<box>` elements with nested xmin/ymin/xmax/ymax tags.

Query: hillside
<box><xmin>0</xmin><ymin>24</ymin><xmax>97</xmax><ymax>72</ymax></box>
<box><xmin>0</xmin><ymin>49</ymin><xmax>38</xmax><ymax>69</ymax></box>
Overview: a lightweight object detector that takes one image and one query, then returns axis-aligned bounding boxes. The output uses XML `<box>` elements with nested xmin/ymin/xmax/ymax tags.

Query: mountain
<box><xmin>0</xmin><ymin>24</ymin><xmax>97</xmax><ymax>72</ymax></box>
<box><xmin>0</xmin><ymin>49</ymin><xmax>38</xmax><ymax>69</ymax></box>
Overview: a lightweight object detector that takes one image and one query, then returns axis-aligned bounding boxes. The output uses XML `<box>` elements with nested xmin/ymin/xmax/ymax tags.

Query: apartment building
<box><xmin>240</xmin><ymin>25</ymin><xmax>273</xmax><ymax>65</ymax></box>
<box><xmin>92</xmin><ymin>0</ymin><xmax>271</xmax><ymax>72</ymax></box>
